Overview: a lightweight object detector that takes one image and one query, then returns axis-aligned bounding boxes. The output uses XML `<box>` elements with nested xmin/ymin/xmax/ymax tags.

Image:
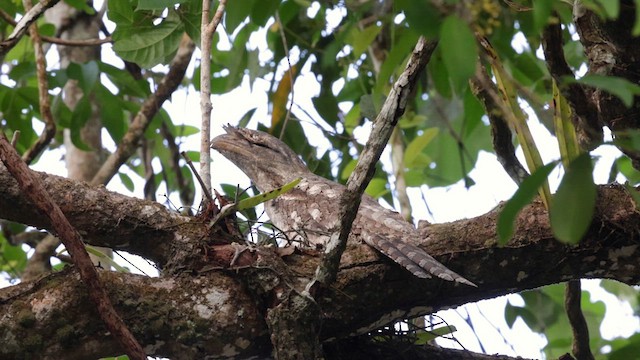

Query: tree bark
<box><xmin>1</xmin><ymin>165</ymin><xmax>640</xmax><ymax>358</ymax></box>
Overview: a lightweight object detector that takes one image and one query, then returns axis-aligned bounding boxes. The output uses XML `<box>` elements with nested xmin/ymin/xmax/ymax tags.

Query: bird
<box><xmin>211</xmin><ymin>126</ymin><xmax>475</xmax><ymax>286</ymax></box>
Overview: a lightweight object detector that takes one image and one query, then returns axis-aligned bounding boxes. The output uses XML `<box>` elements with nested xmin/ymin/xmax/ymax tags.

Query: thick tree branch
<box><xmin>0</xmin><ymin>268</ymin><xmax>533</xmax><ymax>360</ymax></box>
<box><xmin>2</xmin><ymin>180</ymin><xmax>640</xmax><ymax>358</ymax></box>
<box><xmin>0</xmin><ymin>269</ymin><xmax>267</xmax><ymax>360</ymax></box>
<box><xmin>0</xmin><ymin>163</ymin><xmax>190</xmax><ymax>267</ymax></box>
<box><xmin>2</xmin><ymin>158</ymin><xmax>640</xmax><ymax>357</ymax></box>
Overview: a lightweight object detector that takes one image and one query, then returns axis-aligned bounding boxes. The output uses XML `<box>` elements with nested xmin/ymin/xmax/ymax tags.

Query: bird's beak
<box><xmin>210</xmin><ymin>127</ymin><xmax>251</xmax><ymax>158</ymax></box>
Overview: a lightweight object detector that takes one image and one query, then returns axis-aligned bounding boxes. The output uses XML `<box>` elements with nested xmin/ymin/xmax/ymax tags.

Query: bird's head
<box><xmin>211</xmin><ymin>126</ymin><xmax>311</xmax><ymax>191</ymax></box>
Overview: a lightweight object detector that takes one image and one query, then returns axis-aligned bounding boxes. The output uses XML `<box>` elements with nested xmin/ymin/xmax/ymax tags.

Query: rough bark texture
<box><xmin>1</xmin><ymin>163</ymin><xmax>640</xmax><ymax>358</ymax></box>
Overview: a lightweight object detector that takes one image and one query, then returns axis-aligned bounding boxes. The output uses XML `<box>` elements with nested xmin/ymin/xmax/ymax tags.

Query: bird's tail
<box><xmin>366</xmin><ymin>235</ymin><xmax>477</xmax><ymax>287</ymax></box>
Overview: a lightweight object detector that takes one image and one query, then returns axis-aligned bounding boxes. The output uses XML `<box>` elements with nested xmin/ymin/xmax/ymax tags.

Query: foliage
<box><xmin>2</xmin><ymin>0</ymin><xmax>640</xmax><ymax>358</ymax></box>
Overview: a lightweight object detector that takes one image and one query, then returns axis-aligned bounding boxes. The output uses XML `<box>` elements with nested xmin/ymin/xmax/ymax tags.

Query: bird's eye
<box><xmin>252</xmin><ymin>141</ymin><xmax>271</xmax><ymax>150</ymax></box>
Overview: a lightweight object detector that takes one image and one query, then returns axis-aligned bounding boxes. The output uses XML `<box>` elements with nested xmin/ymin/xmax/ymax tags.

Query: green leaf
<box><xmin>237</xmin><ymin>178</ymin><xmax>301</xmax><ymax>210</ymax></box>
<box><xmin>610</xmin><ymin>333</ymin><xmax>640</xmax><ymax>360</ymax></box>
<box><xmin>611</xmin><ymin>156</ymin><xmax>640</xmax><ymax>184</ymax></box>
<box><xmin>175</xmin><ymin>125</ymin><xmax>199</xmax><ymax>137</ymax></box>
<box><xmin>359</xmin><ymin>94</ymin><xmax>379</xmax><ymax>121</ymax></box>
<box><xmin>225</xmin><ymin>0</ymin><xmax>255</xmax><ymax>32</ymax></box>
<box><xmin>178</xmin><ymin>1</ymin><xmax>202</xmax><ymax>45</ymax></box>
<box><xmin>344</xmin><ymin>103</ymin><xmax>361</xmax><ymax>134</ymax></box>
<box><xmin>439</xmin><ymin>16</ymin><xmax>478</xmax><ymax>94</ymax></box>
<box><xmin>346</xmin><ymin>24</ymin><xmax>382</xmax><ymax>59</ymax></box>
<box><xmin>414</xmin><ymin>326</ymin><xmax>457</xmax><ymax>345</ymax></box>
<box><xmin>112</xmin><ymin>10</ymin><xmax>184</xmax><ymax>68</ymax></box>
<box><xmin>497</xmin><ymin>161</ymin><xmax>559</xmax><ymax>245</ymax></box>
<box><xmin>575</xmin><ymin>74</ymin><xmax>640</xmax><ymax>107</ymax></box>
<box><xmin>396</xmin><ymin>0</ymin><xmax>442</xmax><ymax>38</ymax></box>
<box><xmin>0</xmin><ymin>234</ymin><xmax>27</xmax><ymax>275</ymax></box>
<box><xmin>428</xmin><ymin>47</ymin><xmax>452</xmax><ymax>98</ymax></box>
<box><xmin>97</xmin><ymin>86</ymin><xmax>127</xmax><ymax>142</ymax></box>
<box><xmin>595</xmin><ymin>0</ymin><xmax>619</xmax><ymax>18</ymax></box>
<box><xmin>404</xmin><ymin>128</ymin><xmax>438</xmax><ymax>168</ymax></box>
<box><xmin>312</xmin><ymin>90</ymin><xmax>340</xmax><ymax>124</ymax></box>
<box><xmin>634</xmin><ymin>0</ymin><xmax>640</xmax><ymax>36</ymax></box>
<box><xmin>99</xmin><ymin>62</ymin><xmax>150</xmax><ymax>98</ymax></box>
<box><xmin>550</xmin><ymin>153</ymin><xmax>596</xmax><ymax>244</ymax></box>
<box><xmin>220</xmin><ymin>183</ymin><xmax>256</xmax><ymax>220</ymax></box>
<box><xmin>532</xmin><ymin>0</ymin><xmax>553</xmax><ymax>31</ymax></box>
<box><xmin>118</xmin><ymin>172</ymin><xmax>135</xmax><ymax>192</ymax></box>
<box><xmin>51</xmin><ymin>94</ymin><xmax>72</xmax><ymax>128</ymax></box>
<box><xmin>399</xmin><ymin>113</ymin><xmax>427</xmax><ymax>129</ymax></box>
<box><xmin>137</xmin><ymin>0</ymin><xmax>187</xmax><ymax>11</ymax></box>
<box><xmin>184</xmin><ymin>150</ymin><xmax>200</xmax><ymax>163</ymax></box>
<box><xmin>83</xmin><ymin>245</ymin><xmax>130</xmax><ymax>273</ymax></box>
<box><xmin>376</xmin><ymin>29</ymin><xmax>420</xmax><ymax>93</ymax></box>
<box><xmin>69</xmin><ymin>96</ymin><xmax>93</xmax><ymax>151</ymax></box>
<box><xmin>251</xmin><ymin>0</ymin><xmax>280</xmax><ymax>27</ymax></box>
<box><xmin>107</xmin><ymin>0</ymin><xmax>135</xmax><ymax>26</ymax></box>
<box><xmin>237</xmin><ymin>107</ymin><xmax>257</xmax><ymax>128</ymax></box>
<box><xmin>364</xmin><ymin>178</ymin><xmax>389</xmax><ymax>199</ymax></box>
<box><xmin>64</xmin><ymin>0</ymin><xmax>95</xmax><ymax>14</ymax></box>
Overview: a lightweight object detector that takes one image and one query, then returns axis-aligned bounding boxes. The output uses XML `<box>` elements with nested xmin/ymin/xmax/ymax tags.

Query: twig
<box><xmin>10</xmin><ymin>131</ymin><xmax>20</xmax><ymax>147</ymax></box>
<box><xmin>470</xmin><ymin>66</ymin><xmax>529</xmax><ymax>184</ymax></box>
<box><xmin>0</xmin><ymin>0</ymin><xmax>60</xmax><ymax>56</ymax></box>
<box><xmin>161</xmin><ymin>122</ymin><xmax>194</xmax><ymax>208</ymax></box>
<box><xmin>310</xmin><ymin>37</ymin><xmax>438</xmax><ymax>287</ymax></box>
<box><xmin>181</xmin><ymin>151</ymin><xmax>213</xmax><ymax>203</ymax></box>
<box><xmin>140</xmin><ymin>137</ymin><xmax>156</xmax><ymax>201</ymax></box>
<box><xmin>0</xmin><ymin>132</ymin><xmax>147</xmax><ymax>360</ymax></box>
<box><xmin>199</xmin><ymin>0</ymin><xmax>226</xmax><ymax>199</ymax></box>
<box><xmin>0</xmin><ymin>9</ymin><xmax>14</xmax><ymax>24</ymax></box>
<box><xmin>565</xmin><ymin>280</ymin><xmax>595</xmax><ymax>360</ymax></box>
<box><xmin>390</xmin><ymin>128</ymin><xmax>413</xmax><ymax>220</ymax></box>
<box><xmin>21</xmin><ymin>0</ymin><xmax>56</xmax><ymax>165</ymax></box>
<box><xmin>40</xmin><ymin>35</ymin><xmax>111</xmax><ymax>46</ymax></box>
<box><xmin>90</xmin><ymin>34</ymin><xmax>195</xmax><ymax>186</ymax></box>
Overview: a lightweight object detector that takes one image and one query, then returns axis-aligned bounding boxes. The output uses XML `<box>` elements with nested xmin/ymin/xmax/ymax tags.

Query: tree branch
<box><xmin>2</xmin><ymin>158</ymin><xmax>640</xmax><ymax>357</ymax></box>
<box><xmin>0</xmin><ymin>162</ymin><xmax>190</xmax><ymax>267</ymax></box>
<box><xmin>565</xmin><ymin>280</ymin><xmax>595</xmax><ymax>360</ymax></box>
<box><xmin>470</xmin><ymin>66</ymin><xmax>529</xmax><ymax>185</ymax></box>
<box><xmin>198</xmin><ymin>0</ymin><xmax>226</xmax><ymax>199</ymax></box>
<box><xmin>21</xmin><ymin>0</ymin><xmax>56</xmax><ymax>165</ymax></box>
<box><xmin>0</xmin><ymin>269</ymin><xmax>266</xmax><ymax>360</ymax></box>
<box><xmin>315</xmin><ymin>36</ymin><xmax>438</xmax><ymax>286</ymax></box>
<box><xmin>0</xmin><ymin>0</ymin><xmax>60</xmax><ymax>56</ymax></box>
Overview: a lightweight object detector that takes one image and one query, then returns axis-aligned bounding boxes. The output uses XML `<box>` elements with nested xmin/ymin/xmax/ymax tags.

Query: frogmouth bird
<box><xmin>211</xmin><ymin>126</ymin><xmax>475</xmax><ymax>286</ymax></box>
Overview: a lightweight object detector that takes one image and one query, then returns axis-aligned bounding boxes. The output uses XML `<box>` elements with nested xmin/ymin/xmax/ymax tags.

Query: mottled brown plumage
<box><xmin>211</xmin><ymin>126</ymin><xmax>475</xmax><ymax>286</ymax></box>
